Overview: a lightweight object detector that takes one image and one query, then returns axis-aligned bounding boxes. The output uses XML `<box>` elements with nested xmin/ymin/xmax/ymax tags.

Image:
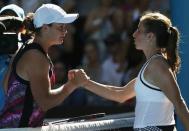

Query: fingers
<box><xmin>68</xmin><ymin>72</ymin><xmax>74</xmax><ymax>80</ymax></box>
<box><xmin>79</xmin><ymin>69</ymin><xmax>90</xmax><ymax>80</ymax></box>
<box><xmin>67</xmin><ymin>69</ymin><xmax>90</xmax><ymax>87</ymax></box>
<box><xmin>68</xmin><ymin>69</ymin><xmax>84</xmax><ymax>80</ymax></box>
<box><xmin>77</xmin><ymin>69</ymin><xmax>89</xmax><ymax>80</ymax></box>
<box><xmin>68</xmin><ymin>69</ymin><xmax>89</xmax><ymax>81</ymax></box>
<box><xmin>68</xmin><ymin>69</ymin><xmax>77</xmax><ymax>80</ymax></box>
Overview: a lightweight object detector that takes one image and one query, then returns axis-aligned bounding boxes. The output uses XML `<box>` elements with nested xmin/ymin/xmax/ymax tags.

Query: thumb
<box><xmin>68</xmin><ymin>70</ymin><xmax>75</xmax><ymax>80</ymax></box>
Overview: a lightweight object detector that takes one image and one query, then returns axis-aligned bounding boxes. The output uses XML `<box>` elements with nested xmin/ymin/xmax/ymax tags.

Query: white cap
<box><xmin>33</xmin><ymin>4</ymin><xmax>79</xmax><ymax>28</ymax></box>
<box><xmin>0</xmin><ymin>4</ymin><xmax>25</xmax><ymax>21</ymax></box>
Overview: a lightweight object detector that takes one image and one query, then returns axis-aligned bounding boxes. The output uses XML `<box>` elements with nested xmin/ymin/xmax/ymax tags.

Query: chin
<box><xmin>56</xmin><ymin>40</ymin><xmax>63</xmax><ymax>45</ymax></box>
<box><xmin>135</xmin><ymin>46</ymin><xmax>141</xmax><ymax>50</ymax></box>
<box><xmin>59</xmin><ymin>39</ymin><xmax>64</xmax><ymax>44</ymax></box>
<box><xmin>135</xmin><ymin>45</ymin><xmax>141</xmax><ymax>50</ymax></box>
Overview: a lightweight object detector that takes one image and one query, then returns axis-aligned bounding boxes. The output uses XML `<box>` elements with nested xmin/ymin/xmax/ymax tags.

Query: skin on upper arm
<box><xmin>18</xmin><ymin>49</ymin><xmax>51</xmax><ymax>111</ymax></box>
<box><xmin>144</xmin><ymin>57</ymin><xmax>182</xmax><ymax>105</ymax></box>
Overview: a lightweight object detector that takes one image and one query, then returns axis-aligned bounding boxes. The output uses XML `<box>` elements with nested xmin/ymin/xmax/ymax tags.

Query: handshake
<box><xmin>67</xmin><ymin>69</ymin><xmax>90</xmax><ymax>88</ymax></box>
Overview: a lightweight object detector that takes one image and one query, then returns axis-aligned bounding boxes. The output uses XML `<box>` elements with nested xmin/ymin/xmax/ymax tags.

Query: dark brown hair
<box><xmin>140</xmin><ymin>12</ymin><xmax>180</xmax><ymax>73</ymax></box>
<box><xmin>23</xmin><ymin>12</ymin><xmax>41</xmax><ymax>35</ymax></box>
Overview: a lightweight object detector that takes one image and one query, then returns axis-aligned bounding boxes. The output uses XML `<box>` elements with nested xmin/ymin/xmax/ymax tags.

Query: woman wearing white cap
<box><xmin>0</xmin><ymin>4</ymin><xmax>88</xmax><ymax>128</ymax></box>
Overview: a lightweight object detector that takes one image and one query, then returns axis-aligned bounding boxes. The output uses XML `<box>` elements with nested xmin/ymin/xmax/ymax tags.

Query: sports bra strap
<box><xmin>12</xmin><ymin>43</ymin><xmax>47</xmax><ymax>72</ymax></box>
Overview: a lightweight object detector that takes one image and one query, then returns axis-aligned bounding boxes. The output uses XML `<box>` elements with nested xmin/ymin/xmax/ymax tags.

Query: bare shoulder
<box><xmin>147</xmin><ymin>56</ymin><xmax>170</xmax><ymax>74</ymax></box>
<box><xmin>28</xmin><ymin>49</ymin><xmax>50</xmax><ymax>70</ymax></box>
<box><xmin>17</xmin><ymin>49</ymin><xmax>50</xmax><ymax>80</ymax></box>
<box><xmin>23</xmin><ymin>49</ymin><xmax>48</xmax><ymax>65</ymax></box>
<box><xmin>144</xmin><ymin>56</ymin><xmax>174</xmax><ymax>88</ymax></box>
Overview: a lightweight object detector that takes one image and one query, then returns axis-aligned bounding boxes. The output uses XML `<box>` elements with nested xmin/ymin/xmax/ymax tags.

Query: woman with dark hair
<box><xmin>0</xmin><ymin>4</ymin><xmax>88</xmax><ymax>128</ymax></box>
<box><xmin>71</xmin><ymin>12</ymin><xmax>189</xmax><ymax>130</ymax></box>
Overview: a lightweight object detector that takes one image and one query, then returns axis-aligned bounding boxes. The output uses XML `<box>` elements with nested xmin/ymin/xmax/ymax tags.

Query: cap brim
<box><xmin>60</xmin><ymin>13</ymin><xmax>79</xmax><ymax>24</ymax></box>
<box><xmin>0</xmin><ymin>16</ymin><xmax>23</xmax><ymax>22</ymax></box>
<box><xmin>0</xmin><ymin>4</ymin><xmax>25</xmax><ymax>21</ymax></box>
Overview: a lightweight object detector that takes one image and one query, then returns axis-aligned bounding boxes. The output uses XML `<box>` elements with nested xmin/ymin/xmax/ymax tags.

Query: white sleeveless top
<box><xmin>134</xmin><ymin>54</ymin><xmax>175</xmax><ymax>128</ymax></box>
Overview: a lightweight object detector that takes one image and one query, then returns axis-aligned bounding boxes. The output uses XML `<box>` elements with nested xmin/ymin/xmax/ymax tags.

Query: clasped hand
<box><xmin>68</xmin><ymin>69</ymin><xmax>90</xmax><ymax>87</ymax></box>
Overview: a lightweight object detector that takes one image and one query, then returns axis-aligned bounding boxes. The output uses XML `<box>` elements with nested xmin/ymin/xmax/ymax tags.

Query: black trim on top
<box><xmin>139</xmin><ymin>54</ymin><xmax>162</xmax><ymax>92</ymax></box>
<box><xmin>140</xmin><ymin>74</ymin><xmax>162</xmax><ymax>91</ymax></box>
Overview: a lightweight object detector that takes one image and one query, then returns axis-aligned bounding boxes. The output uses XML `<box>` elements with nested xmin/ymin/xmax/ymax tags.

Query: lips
<box><xmin>60</xmin><ymin>36</ymin><xmax>65</xmax><ymax>40</ymax></box>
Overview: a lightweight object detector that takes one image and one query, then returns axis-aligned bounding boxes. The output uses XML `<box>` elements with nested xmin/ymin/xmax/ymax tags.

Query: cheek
<box><xmin>51</xmin><ymin>31</ymin><xmax>61</xmax><ymax>39</ymax></box>
<box><xmin>50</xmin><ymin>33</ymin><xmax>58</xmax><ymax>40</ymax></box>
<box><xmin>51</xmin><ymin>29</ymin><xmax>60</xmax><ymax>35</ymax></box>
<box><xmin>136</xmin><ymin>34</ymin><xmax>146</xmax><ymax>43</ymax></box>
<box><xmin>48</xmin><ymin>30</ymin><xmax>57</xmax><ymax>36</ymax></box>
<box><xmin>48</xmin><ymin>33</ymin><xmax>61</xmax><ymax>44</ymax></box>
<box><xmin>135</xmin><ymin>35</ymin><xmax>142</xmax><ymax>44</ymax></box>
<box><xmin>135</xmin><ymin>36</ymin><xmax>145</xmax><ymax>49</ymax></box>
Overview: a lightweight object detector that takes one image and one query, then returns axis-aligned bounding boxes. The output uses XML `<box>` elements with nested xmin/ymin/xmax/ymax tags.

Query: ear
<box><xmin>147</xmin><ymin>32</ymin><xmax>157</xmax><ymax>46</ymax></box>
<box><xmin>42</xmin><ymin>24</ymin><xmax>50</xmax><ymax>31</ymax></box>
<box><xmin>147</xmin><ymin>32</ymin><xmax>154</xmax><ymax>40</ymax></box>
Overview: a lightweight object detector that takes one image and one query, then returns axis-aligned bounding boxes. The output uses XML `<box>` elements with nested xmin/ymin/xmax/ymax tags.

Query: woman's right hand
<box><xmin>68</xmin><ymin>69</ymin><xmax>90</xmax><ymax>88</ymax></box>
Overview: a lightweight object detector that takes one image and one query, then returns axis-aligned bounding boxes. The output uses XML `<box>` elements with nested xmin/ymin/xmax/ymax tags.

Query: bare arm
<box><xmin>83</xmin><ymin>78</ymin><xmax>136</xmax><ymax>103</ymax></box>
<box><xmin>145</xmin><ymin>58</ymin><xmax>189</xmax><ymax>130</ymax></box>
<box><xmin>22</xmin><ymin>50</ymin><xmax>84</xmax><ymax>111</ymax></box>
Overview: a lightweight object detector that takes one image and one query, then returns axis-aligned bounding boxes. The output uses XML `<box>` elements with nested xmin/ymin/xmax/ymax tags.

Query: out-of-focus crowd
<box><xmin>0</xmin><ymin>0</ymin><xmax>170</xmax><ymax>114</ymax></box>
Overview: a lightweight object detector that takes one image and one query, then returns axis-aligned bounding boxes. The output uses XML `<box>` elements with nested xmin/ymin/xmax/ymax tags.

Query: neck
<box><xmin>33</xmin><ymin>36</ymin><xmax>50</xmax><ymax>53</ymax></box>
<box><xmin>144</xmin><ymin>48</ymin><xmax>161</xmax><ymax>60</ymax></box>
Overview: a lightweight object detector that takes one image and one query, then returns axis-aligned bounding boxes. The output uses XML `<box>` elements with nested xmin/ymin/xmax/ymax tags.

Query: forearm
<box><xmin>84</xmin><ymin>80</ymin><xmax>124</xmax><ymax>103</ymax></box>
<box><xmin>175</xmin><ymin>99</ymin><xmax>189</xmax><ymax>130</ymax></box>
<box><xmin>41</xmin><ymin>81</ymin><xmax>76</xmax><ymax>111</ymax></box>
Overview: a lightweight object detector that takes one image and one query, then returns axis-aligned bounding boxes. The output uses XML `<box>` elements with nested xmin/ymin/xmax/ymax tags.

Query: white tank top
<box><xmin>134</xmin><ymin>54</ymin><xmax>175</xmax><ymax>128</ymax></box>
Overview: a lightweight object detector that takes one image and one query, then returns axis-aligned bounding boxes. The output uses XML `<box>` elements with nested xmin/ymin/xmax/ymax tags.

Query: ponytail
<box><xmin>23</xmin><ymin>12</ymin><xmax>41</xmax><ymax>35</ymax></box>
<box><xmin>166</xmin><ymin>26</ymin><xmax>181</xmax><ymax>73</ymax></box>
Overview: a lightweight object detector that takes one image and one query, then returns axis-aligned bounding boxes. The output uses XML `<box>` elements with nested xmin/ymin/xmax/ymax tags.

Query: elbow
<box><xmin>118</xmin><ymin>98</ymin><xmax>127</xmax><ymax>104</ymax></box>
<box><xmin>39</xmin><ymin>104</ymin><xmax>49</xmax><ymax>112</ymax></box>
<box><xmin>37</xmin><ymin>99</ymin><xmax>52</xmax><ymax>111</ymax></box>
<box><xmin>115</xmin><ymin>95</ymin><xmax>133</xmax><ymax>104</ymax></box>
<box><xmin>113</xmin><ymin>92</ymin><xmax>128</xmax><ymax>103</ymax></box>
<box><xmin>174</xmin><ymin>98</ymin><xmax>187</xmax><ymax>110</ymax></box>
<box><xmin>114</xmin><ymin>96</ymin><xmax>126</xmax><ymax>103</ymax></box>
<box><xmin>36</xmin><ymin>95</ymin><xmax>53</xmax><ymax>112</ymax></box>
